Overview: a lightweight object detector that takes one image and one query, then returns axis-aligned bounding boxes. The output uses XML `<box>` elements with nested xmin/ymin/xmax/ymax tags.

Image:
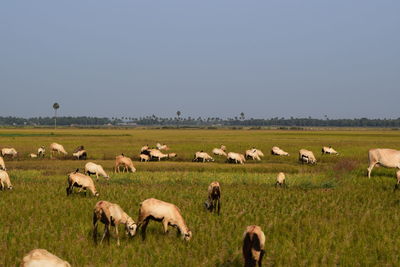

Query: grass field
<box><xmin>1</xmin><ymin>128</ymin><xmax>400</xmax><ymax>266</ymax></box>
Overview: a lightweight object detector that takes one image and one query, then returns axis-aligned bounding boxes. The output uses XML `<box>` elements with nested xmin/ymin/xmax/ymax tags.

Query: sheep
<box><xmin>322</xmin><ymin>146</ymin><xmax>339</xmax><ymax>155</ymax></box>
<box><xmin>73</xmin><ymin>145</ymin><xmax>85</xmax><ymax>153</ymax></box>
<box><xmin>0</xmin><ymin>170</ymin><xmax>12</xmax><ymax>190</ymax></box>
<box><xmin>156</xmin><ymin>143</ymin><xmax>169</xmax><ymax>150</ymax></box>
<box><xmin>245</xmin><ymin>148</ymin><xmax>264</xmax><ymax>161</ymax></box>
<box><xmin>1</xmin><ymin>148</ymin><xmax>18</xmax><ymax>158</ymax></box>
<box><xmin>29</xmin><ymin>153</ymin><xmax>38</xmax><ymax>158</ymax></box>
<box><xmin>220</xmin><ymin>145</ymin><xmax>227</xmax><ymax>151</ymax></box>
<box><xmin>85</xmin><ymin>162</ymin><xmax>109</xmax><ymax>181</ymax></box>
<box><xmin>275</xmin><ymin>172</ymin><xmax>286</xmax><ymax>187</ymax></box>
<box><xmin>204</xmin><ymin>181</ymin><xmax>221</xmax><ymax>215</ymax></box>
<box><xmin>299</xmin><ymin>149</ymin><xmax>316</xmax><ymax>164</ymax></box>
<box><xmin>66</xmin><ymin>169</ymin><xmax>99</xmax><ymax>197</ymax></box>
<box><xmin>243</xmin><ymin>225</ymin><xmax>266</xmax><ymax>267</ymax></box>
<box><xmin>227</xmin><ymin>152</ymin><xmax>246</xmax><ymax>164</ymax></box>
<box><xmin>0</xmin><ymin>156</ymin><xmax>6</xmax><ymax>170</ymax></box>
<box><xmin>21</xmin><ymin>249</ymin><xmax>71</xmax><ymax>267</ymax></box>
<box><xmin>395</xmin><ymin>170</ymin><xmax>400</xmax><ymax>190</ymax></box>
<box><xmin>212</xmin><ymin>148</ymin><xmax>227</xmax><ymax>157</ymax></box>
<box><xmin>140</xmin><ymin>145</ymin><xmax>149</xmax><ymax>152</ymax></box>
<box><xmin>50</xmin><ymin>143</ymin><xmax>68</xmax><ymax>158</ymax></box>
<box><xmin>149</xmin><ymin>149</ymin><xmax>177</xmax><ymax>161</ymax></box>
<box><xmin>193</xmin><ymin>151</ymin><xmax>214</xmax><ymax>162</ymax></box>
<box><xmin>93</xmin><ymin>200</ymin><xmax>137</xmax><ymax>246</ymax></box>
<box><xmin>271</xmin><ymin>146</ymin><xmax>289</xmax><ymax>156</ymax></box>
<box><xmin>140</xmin><ymin>154</ymin><xmax>150</xmax><ymax>162</ymax></box>
<box><xmin>368</xmin><ymin>148</ymin><xmax>400</xmax><ymax>178</ymax></box>
<box><xmin>137</xmin><ymin>198</ymin><xmax>192</xmax><ymax>241</ymax></box>
<box><xmin>37</xmin><ymin>146</ymin><xmax>45</xmax><ymax>157</ymax></box>
<box><xmin>73</xmin><ymin>149</ymin><xmax>87</xmax><ymax>160</ymax></box>
<box><xmin>114</xmin><ymin>154</ymin><xmax>136</xmax><ymax>173</ymax></box>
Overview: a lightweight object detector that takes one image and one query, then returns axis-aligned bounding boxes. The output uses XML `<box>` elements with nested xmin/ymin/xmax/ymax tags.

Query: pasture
<box><xmin>1</xmin><ymin>128</ymin><xmax>400</xmax><ymax>266</ymax></box>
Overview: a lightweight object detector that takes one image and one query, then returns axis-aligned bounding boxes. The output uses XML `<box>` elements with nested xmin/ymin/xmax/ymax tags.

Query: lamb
<box><xmin>193</xmin><ymin>151</ymin><xmax>214</xmax><ymax>162</ymax></box>
<box><xmin>1</xmin><ymin>148</ymin><xmax>18</xmax><ymax>158</ymax></box>
<box><xmin>275</xmin><ymin>172</ymin><xmax>286</xmax><ymax>187</ymax></box>
<box><xmin>66</xmin><ymin>169</ymin><xmax>99</xmax><ymax>197</ymax></box>
<box><xmin>243</xmin><ymin>225</ymin><xmax>266</xmax><ymax>267</ymax></box>
<box><xmin>271</xmin><ymin>146</ymin><xmax>289</xmax><ymax>156</ymax></box>
<box><xmin>50</xmin><ymin>143</ymin><xmax>68</xmax><ymax>158</ymax></box>
<box><xmin>93</xmin><ymin>200</ymin><xmax>137</xmax><ymax>246</ymax></box>
<box><xmin>114</xmin><ymin>154</ymin><xmax>136</xmax><ymax>173</ymax></box>
<box><xmin>204</xmin><ymin>181</ymin><xmax>221</xmax><ymax>215</ymax></box>
<box><xmin>299</xmin><ymin>149</ymin><xmax>316</xmax><ymax>164</ymax></box>
<box><xmin>0</xmin><ymin>156</ymin><xmax>6</xmax><ymax>170</ymax></box>
<box><xmin>0</xmin><ymin>170</ymin><xmax>12</xmax><ymax>190</ymax></box>
<box><xmin>137</xmin><ymin>198</ymin><xmax>192</xmax><ymax>241</ymax></box>
<box><xmin>367</xmin><ymin>148</ymin><xmax>400</xmax><ymax>178</ymax></box>
<box><xmin>37</xmin><ymin>146</ymin><xmax>45</xmax><ymax>157</ymax></box>
<box><xmin>322</xmin><ymin>146</ymin><xmax>339</xmax><ymax>155</ymax></box>
<box><xmin>21</xmin><ymin>249</ymin><xmax>71</xmax><ymax>267</ymax></box>
<box><xmin>245</xmin><ymin>148</ymin><xmax>264</xmax><ymax>161</ymax></box>
<box><xmin>140</xmin><ymin>154</ymin><xmax>150</xmax><ymax>162</ymax></box>
<box><xmin>73</xmin><ymin>149</ymin><xmax>87</xmax><ymax>160</ymax></box>
<box><xmin>212</xmin><ymin>148</ymin><xmax>227</xmax><ymax>157</ymax></box>
<box><xmin>156</xmin><ymin>143</ymin><xmax>169</xmax><ymax>150</ymax></box>
<box><xmin>227</xmin><ymin>152</ymin><xmax>246</xmax><ymax>164</ymax></box>
<box><xmin>85</xmin><ymin>162</ymin><xmax>109</xmax><ymax>180</ymax></box>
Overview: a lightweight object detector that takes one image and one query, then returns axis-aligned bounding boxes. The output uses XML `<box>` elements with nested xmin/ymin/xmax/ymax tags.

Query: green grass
<box><xmin>1</xmin><ymin>128</ymin><xmax>400</xmax><ymax>266</ymax></box>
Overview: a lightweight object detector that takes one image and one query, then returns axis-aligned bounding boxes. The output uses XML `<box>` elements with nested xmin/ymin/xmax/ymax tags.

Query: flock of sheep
<box><xmin>2</xmin><ymin>142</ymin><xmax>400</xmax><ymax>266</ymax></box>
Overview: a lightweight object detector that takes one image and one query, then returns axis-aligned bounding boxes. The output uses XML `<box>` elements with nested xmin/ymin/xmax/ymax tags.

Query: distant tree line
<box><xmin>1</xmin><ymin>115</ymin><xmax>400</xmax><ymax>128</ymax></box>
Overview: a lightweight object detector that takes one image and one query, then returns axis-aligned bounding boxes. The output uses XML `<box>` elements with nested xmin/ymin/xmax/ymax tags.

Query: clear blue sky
<box><xmin>1</xmin><ymin>1</ymin><xmax>399</xmax><ymax>119</ymax></box>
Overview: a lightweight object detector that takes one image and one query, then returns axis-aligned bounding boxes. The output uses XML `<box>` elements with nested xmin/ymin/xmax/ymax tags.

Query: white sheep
<box><xmin>66</xmin><ymin>169</ymin><xmax>99</xmax><ymax>197</ymax></box>
<box><xmin>115</xmin><ymin>154</ymin><xmax>136</xmax><ymax>173</ymax></box>
<box><xmin>271</xmin><ymin>146</ymin><xmax>290</xmax><ymax>156</ymax></box>
<box><xmin>140</xmin><ymin>154</ymin><xmax>150</xmax><ymax>162</ymax></box>
<box><xmin>243</xmin><ymin>225</ymin><xmax>266</xmax><ymax>267</ymax></box>
<box><xmin>275</xmin><ymin>172</ymin><xmax>286</xmax><ymax>187</ymax></box>
<box><xmin>156</xmin><ymin>143</ymin><xmax>169</xmax><ymax>150</ymax></box>
<box><xmin>0</xmin><ymin>170</ymin><xmax>12</xmax><ymax>190</ymax></box>
<box><xmin>37</xmin><ymin>146</ymin><xmax>45</xmax><ymax>157</ymax></box>
<box><xmin>212</xmin><ymin>148</ymin><xmax>227</xmax><ymax>157</ymax></box>
<box><xmin>245</xmin><ymin>148</ymin><xmax>264</xmax><ymax>161</ymax></box>
<box><xmin>50</xmin><ymin>143</ymin><xmax>68</xmax><ymax>158</ymax></box>
<box><xmin>149</xmin><ymin>149</ymin><xmax>176</xmax><ymax>161</ymax></box>
<box><xmin>193</xmin><ymin>151</ymin><xmax>214</xmax><ymax>162</ymax></box>
<box><xmin>85</xmin><ymin>162</ymin><xmax>109</xmax><ymax>181</ymax></box>
<box><xmin>72</xmin><ymin>149</ymin><xmax>87</xmax><ymax>160</ymax></box>
<box><xmin>227</xmin><ymin>152</ymin><xmax>246</xmax><ymax>164</ymax></box>
<box><xmin>322</xmin><ymin>146</ymin><xmax>339</xmax><ymax>155</ymax></box>
<box><xmin>29</xmin><ymin>153</ymin><xmax>38</xmax><ymax>158</ymax></box>
<box><xmin>21</xmin><ymin>249</ymin><xmax>71</xmax><ymax>267</ymax></box>
<box><xmin>93</xmin><ymin>200</ymin><xmax>137</xmax><ymax>246</ymax></box>
<box><xmin>1</xmin><ymin>148</ymin><xmax>18</xmax><ymax>158</ymax></box>
<box><xmin>137</xmin><ymin>198</ymin><xmax>192</xmax><ymax>241</ymax></box>
<box><xmin>140</xmin><ymin>145</ymin><xmax>149</xmax><ymax>152</ymax></box>
<box><xmin>0</xmin><ymin>156</ymin><xmax>6</xmax><ymax>170</ymax></box>
<box><xmin>299</xmin><ymin>149</ymin><xmax>317</xmax><ymax>164</ymax></box>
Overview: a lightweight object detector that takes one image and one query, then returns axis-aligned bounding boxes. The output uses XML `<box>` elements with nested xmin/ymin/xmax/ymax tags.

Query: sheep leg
<box><xmin>100</xmin><ymin>224</ymin><xmax>108</xmax><ymax>244</ymax></box>
<box><xmin>162</xmin><ymin>220</ymin><xmax>169</xmax><ymax>234</ymax></box>
<box><xmin>367</xmin><ymin>162</ymin><xmax>377</xmax><ymax>178</ymax></box>
<box><xmin>93</xmin><ymin>215</ymin><xmax>99</xmax><ymax>244</ymax></box>
<box><xmin>141</xmin><ymin>219</ymin><xmax>149</xmax><ymax>241</ymax></box>
<box><xmin>258</xmin><ymin>249</ymin><xmax>265</xmax><ymax>267</ymax></box>
<box><xmin>96</xmin><ymin>173</ymin><xmax>99</xmax><ymax>181</ymax></box>
<box><xmin>0</xmin><ymin>180</ymin><xmax>3</xmax><ymax>190</ymax></box>
<box><xmin>115</xmin><ymin>225</ymin><xmax>120</xmax><ymax>246</ymax></box>
<box><xmin>217</xmin><ymin>199</ymin><xmax>221</xmax><ymax>215</ymax></box>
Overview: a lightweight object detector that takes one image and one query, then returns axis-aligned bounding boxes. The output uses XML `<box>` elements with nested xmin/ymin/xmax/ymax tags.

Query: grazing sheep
<box><xmin>1</xmin><ymin>148</ymin><xmax>18</xmax><ymax>158</ymax></box>
<box><xmin>212</xmin><ymin>148</ymin><xmax>227</xmax><ymax>157</ymax></box>
<box><xmin>204</xmin><ymin>181</ymin><xmax>221</xmax><ymax>215</ymax></box>
<box><xmin>73</xmin><ymin>145</ymin><xmax>85</xmax><ymax>153</ymax></box>
<box><xmin>271</xmin><ymin>146</ymin><xmax>289</xmax><ymax>156</ymax></box>
<box><xmin>299</xmin><ymin>149</ymin><xmax>316</xmax><ymax>164</ymax></box>
<box><xmin>140</xmin><ymin>154</ymin><xmax>150</xmax><ymax>162</ymax></box>
<box><xmin>367</xmin><ymin>148</ymin><xmax>400</xmax><ymax>178</ymax></box>
<box><xmin>322</xmin><ymin>146</ymin><xmax>339</xmax><ymax>155</ymax></box>
<box><xmin>227</xmin><ymin>152</ymin><xmax>246</xmax><ymax>164</ymax></box>
<box><xmin>66</xmin><ymin>169</ymin><xmax>99</xmax><ymax>197</ymax></box>
<box><xmin>243</xmin><ymin>225</ymin><xmax>266</xmax><ymax>267</ymax></box>
<box><xmin>156</xmin><ymin>143</ymin><xmax>169</xmax><ymax>150</ymax></box>
<box><xmin>21</xmin><ymin>249</ymin><xmax>71</xmax><ymax>267</ymax></box>
<box><xmin>245</xmin><ymin>148</ymin><xmax>264</xmax><ymax>161</ymax></box>
<box><xmin>0</xmin><ymin>170</ymin><xmax>12</xmax><ymax>190</ymax></box>
<box><xmin>0</xmin><ymin>156</ymin><xmax>5</xmax><ymax>170</ymax></box>
<box><xmin>395</xmin><ymin>170</ymin><xmax>400</xmax><ymax>190</ymax></box>
<box><xmin>37</xmin><ymin>146</ymin><xmax>45</xmax><ymax>157</ymax></box>
<box><xmin>137</xmin><ymin>198</ymin><xmax>192</xmax><ymax>241</ymax></box>
<box><xmin>275</xmin><ymin>172</ymin><xmax>286</xmax><ymax>187</ymax></box>
<box><xmin>115</xmin><ymin>154</ymin><xmax>136</xmax><ymax>173</ymax></box>
<box><xmin>193</xmin><ymin>151</ymin><xmax>214</xmax><ymax>162</ymax></box>
<box><xmin>73</xmin><ymin>149</ymin><xmax>87</xmax><ymax>160</ymax></box>
<box><xmin>29</xmin><ymin>153</ymin><xmax>38</xmax><ymax>158</ymax></box>
<box><xmin>85</xmin><ymin>162</ymin><xmax>109</xmax><ymax>181</ymax></box>
<box><xmin>149</xmin><ymin>149</ymin><xmax>176</xmax><ymax>161</ymax></box>
<box><xmin>220</xmin><ymin>145</ymin><xmax>227</xmax><ymax>151</ymax></box>
<box><xmin>93</xmin><ymin>200</ymin><xmax>137</xmax><ymax>246</ymax></box>
<box><xmin>140</xmin><ymin>145</ymin><xmax>149</xmax><ymax>152</ymax></box>
<box><xmin>50</xmin><ymin>143</ymin><xmax>68</xmax><ymax>158</ymax></box>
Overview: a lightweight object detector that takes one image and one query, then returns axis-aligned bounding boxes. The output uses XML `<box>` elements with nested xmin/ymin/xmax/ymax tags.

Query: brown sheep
<box><xmin>204</xmin><ymin>181</ymin><xmax>221</xmax><ymax>215</ymax></box>
<box><xmin>243</xmin><ymin>225</ymin><xmax>266</xmax><ymax>267</ymax></box>
<box><xmin>66</xmin><ymin>169</ymin><xmax>99</xmax><ymax>197</ymax></box>
<box><xmin>114</xmin><ymin>154</ymin><xmax>136</xmax><ymax>173</ymax></box>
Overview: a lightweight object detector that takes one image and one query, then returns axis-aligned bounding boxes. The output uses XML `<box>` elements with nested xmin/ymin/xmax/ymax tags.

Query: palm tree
<box><xmin>176</xmin><ymin>111</ymin><xmax>181</xmax><ymax>119</ymax></box>
<box><xmin>240</xmin><ymin>112</ymin><xmax>245</xmax><ymax>120</ymax></box>
<box><xmin>53</xmin><ymin>102</ymin><xmax>60</xmax><ymax>129</ymax></box>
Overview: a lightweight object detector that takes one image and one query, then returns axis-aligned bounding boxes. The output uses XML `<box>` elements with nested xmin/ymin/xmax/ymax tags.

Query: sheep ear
<box><xmin>75</xmin><ymin>168</ymin><xmax>79</xmax><ymax>173</ymax></box>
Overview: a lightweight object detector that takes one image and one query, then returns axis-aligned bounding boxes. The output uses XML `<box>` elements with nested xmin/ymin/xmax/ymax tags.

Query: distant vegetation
<box><xmin>1</xmin><ymin>115</ymin><xmax>400</xmax><ymax>127</ymax></box>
